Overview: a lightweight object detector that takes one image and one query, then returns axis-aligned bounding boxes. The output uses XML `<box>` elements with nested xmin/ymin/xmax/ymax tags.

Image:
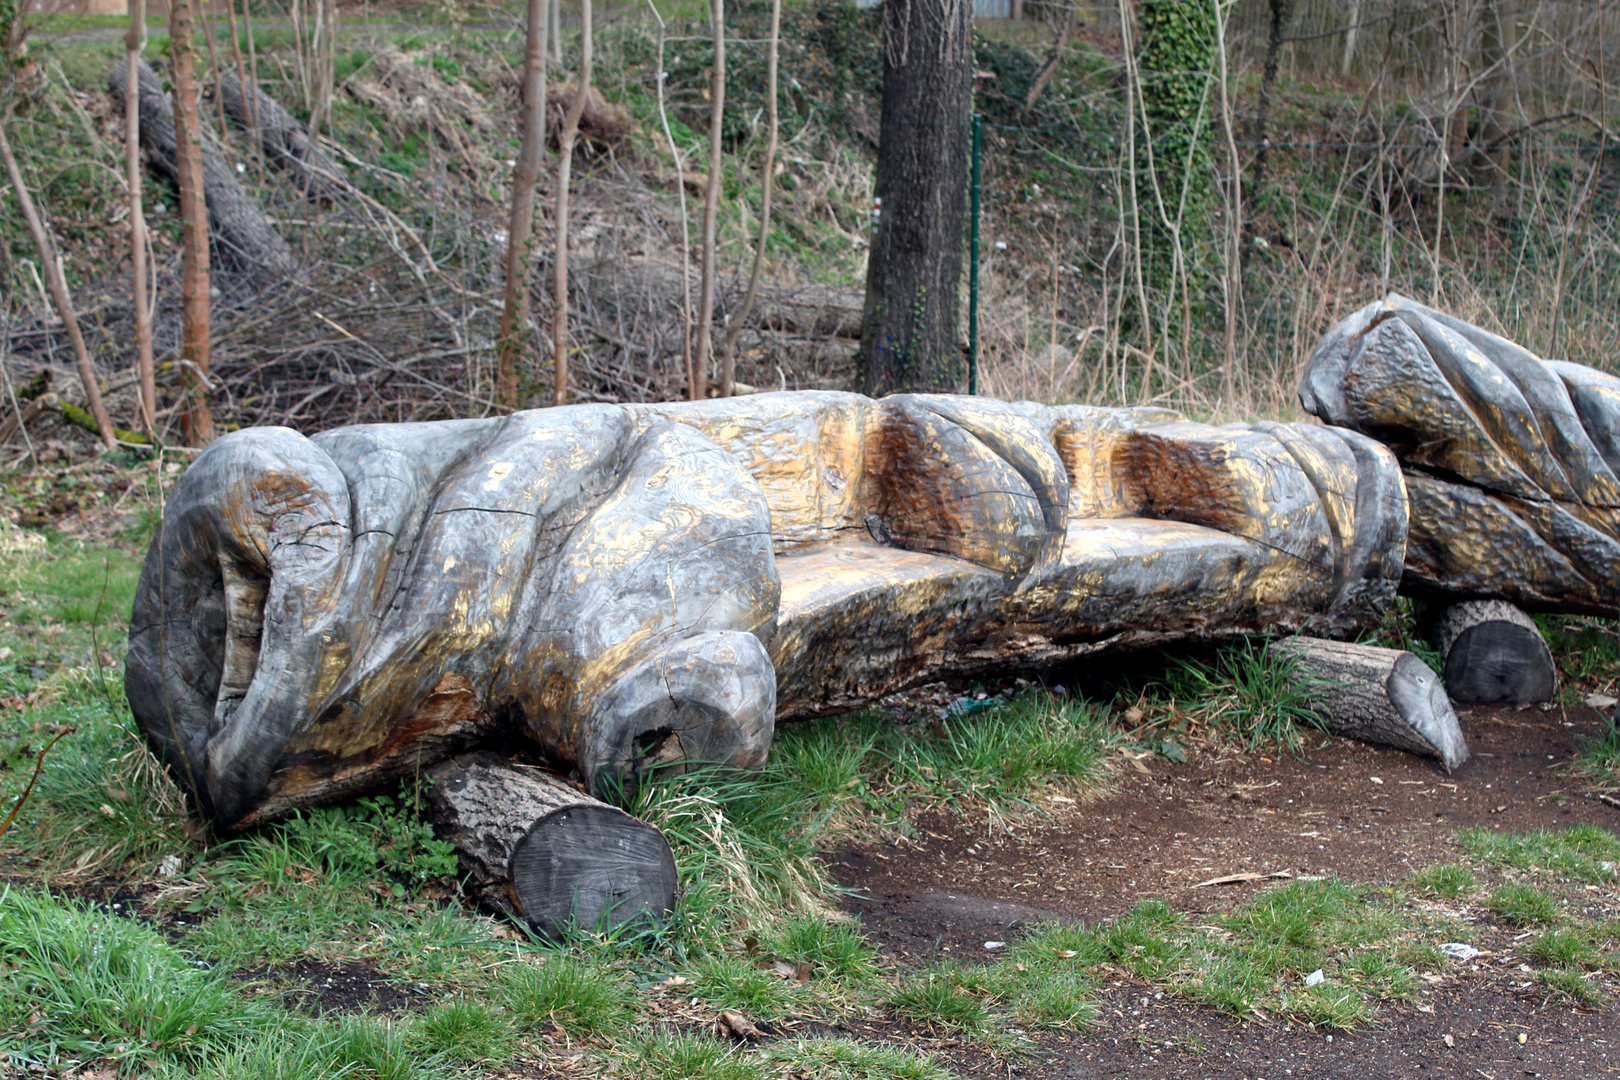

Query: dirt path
<box><xmin>833</xmin><ymin>703</ymin><xmax>1620</xmax><ymax>1079</ymax></box>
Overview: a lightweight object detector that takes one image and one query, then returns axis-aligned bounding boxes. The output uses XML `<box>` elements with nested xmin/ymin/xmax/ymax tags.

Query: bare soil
<box><xmin>833</xmin><ymin>701</ymin><xmax>1620</xmax><ymax>1078</ymax></box>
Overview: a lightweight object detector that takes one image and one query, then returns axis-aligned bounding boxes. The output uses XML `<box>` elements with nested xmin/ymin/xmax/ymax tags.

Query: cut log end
<box><xmin>510</xmin><ymin>804</ymin><xmax>678</xmax><ymax>941</ymax></box>
<box><xmin>1432</xmin><ymin>600</ymin><xmax>1557</xmax><ymax>705</ymax></box>
<box><xmin>424</xmin><ymin>753</ymin><xmax>677</xmax><ymax>941</ymax></box>
<box><xmin>1276</xmin><ymin>636</ymin><xmax>1469</xmax><ymax>772</ymax></box>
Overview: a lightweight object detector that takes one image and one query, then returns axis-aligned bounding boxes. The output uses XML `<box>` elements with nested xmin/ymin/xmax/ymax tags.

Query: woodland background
<box><xmin>0</xmin><ymin>0</ymin><xmax>1616</xmax><ymax>452</ymax></box>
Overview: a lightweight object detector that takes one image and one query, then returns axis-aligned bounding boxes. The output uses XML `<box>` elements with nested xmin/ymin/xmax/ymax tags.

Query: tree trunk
<box><xmin>0</xmin><ymin>123</ymin><xmax>117</xmax><ymax>450</ymax></box>
<box><xmin>167</xmin><ymin>0</ymin><xmax>215</xmax><ymax>446</ymax></box>
<box><xmin>1340</xmin><ymin>0</ymin><xmax>1361</xmax><ymax>77</ymax></box>
<box><xmin>109</xmin><ymin>60</ymin><xmax>295</xmax><ymax>279</ymax></box>
<box><xmin>1431</xmin><ymin>599</ymin><xmax>1556</xmax><ymax>705</ymax></box>
<box><xmin>693</xmin><ymin>0</ymin><xmax>725</xmax><ymax>399</ymax></box>
<box><xmin>126</xmin><ymin>0</ymin><xmax>156</xmax><ymax>438</ymax></box>
<box><xmin>217</xmin><ymin>70</ymin><xmax>343</xmax><ymax>201</ymax></box>
<box><xmin>1472</xmin><ymin>0</ymin><xmax>1511</xmax><ymax>190</ymax></box>
<box><xmin>858</xmin><ymin>0</ymin><xmax>972</xmax><ymax>395</ymax></box>
<box><xmin>717</xmin><ymin>0</ymin><xmax>778</xmax><ymax>398</ymax></box>
<box><xmin>551</xmin><ymin>0</ymin><xmax>593</xmax><ymax>407</ymax></box>
<box><xmin>1248</xmin><ymin>0</ymin><xmax>1293</xmax><ymax>223</ymax></box>
<box><xmin>1274</xmin><ymin>636</ymin><xmax>1469</xmax><ymax>772</ymax></box>
<box><xmin>422</xmin><ymin>752</ymin><xmax>677</xmax><ymax>940</ymax></box>
<box><xmin>496</xmin><ymin>0</ymin><xmax>549</xmax><ymax>410</ymax></box>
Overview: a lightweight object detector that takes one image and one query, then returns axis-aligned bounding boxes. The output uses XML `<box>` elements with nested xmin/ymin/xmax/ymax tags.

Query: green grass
<box><xmin>498</xmin><ymin>954</ymin><xmax>636</xmax><ymax>1037</ymax></box>
<box><xmin>407</xmin><ymin>1000</ymin><xmax>514</xmax><ymax>1065</ymax></box>
<box><xmin>1164</xmin><ymin>637</ymin><xmax>1330</xmax><ymax>756</ymax></box>
<box><xmin>1457</xmin><ymin>825</ymin><xmax>1620</xmax><ymax>885</ymax></box>
<box><xmin>1487</xmin><ymin>883</ymin><xmax>1562</xmax><ymax>927</ymax></box>
<box><xmin>1407</xmin><ymin>864</ymin><xmax>1476</xmax><ymax>898</ymax></box>
<box><xmin>888</xmin><ymin>969</ymin><xmax>992</xmax><ymax>1033</ymax></box>
<box><xmin>617</xmin><ymin>1027</ymin><xmax>766</xmax><ymax>1080</ymax></box>
<box><xmin>0</xmin><ymin>885</ymin><xmax>277</xmax><ymax>1073</ymax></box>
<box><xmin>1535</xmin><ymin>967</ymin><xmax>1606</xmax><ymax>1006</ymax></box>
<box><xmin>763</xmin><ymin>1038</ymin><xmax>948</xmax><ymax>1080</ymax></box>
<box><xmin>1524</xmin><ymin>929</ymin><xmax>1604</xmax><ymax>970</ymax></box>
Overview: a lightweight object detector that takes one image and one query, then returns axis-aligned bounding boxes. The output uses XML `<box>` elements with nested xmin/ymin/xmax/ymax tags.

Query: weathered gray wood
<box><xmin>216</xmin><ymin>71</ymin><xmax>343</xmax><ymax>202</ymax></box>
<box><xmin>1431</xmin><ymin>600</ymin><xmax>1557</xmax><ymax>705</ymax></box>
<box><xmin>126</xmin><ymin>392</ymin><xmax>1409</xmax><ymax>828</ymax></box>
<box><xmin>1274</xmin><ymin>636</ymin><xmax>1469</xmax><ymax>772</ymax></box>
<box><xmin>423</xmin><ymin>752</ymin><xmax>677</xmax><ymax>940</ymax></box>
<box><xmin>108</xmin><ymin>60</ymin><xmax>294</xmax><ymax>276</ymax></box>
<box><xmin>1301</xmin><ymin>293</ymin><xmax>1620</xmax><ymax>615</ymax></box>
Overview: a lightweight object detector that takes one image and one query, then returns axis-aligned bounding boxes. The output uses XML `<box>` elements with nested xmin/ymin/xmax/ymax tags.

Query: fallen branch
<box><xmin>0</xmin><ymin>727</ymin><xmax>77</xmax><ymax>838</ymax></box>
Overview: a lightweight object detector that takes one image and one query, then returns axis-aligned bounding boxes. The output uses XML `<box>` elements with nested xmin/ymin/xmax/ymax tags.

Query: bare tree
<box><xmin>170</xmin><ymin>0</ymin><xmax>215</xmax><ymax>444</ymax></box>
<box><xmin>0</xmin><ymin>124</ymin><xmax>117</xmax><ymax>449</ymax></box>
<box><xmin>644</xmin><ymin>0</ymin><xmax>696</xmax><ymax>401</ymax></box>
<box><xmin>858</xmin><ymin>0</ymin><xmax>972</xmax><ymax>394</ymax></box>
<box><xmin>718</xmin><ymin>0</ymin><xmax>779</xmax><ymax>398</ymax></box>
<box><xmin>551</xmin><ymin>0</ymin><xmax>593</xmax><ymax>407</ymax></box>
<box><xmin>693</xmin><ymin>0</ymin><xmax>725</xmax><ymax>399</ymax></box>
<box><xmin>497</xmin><ymin>0</ymin><xmax>549</xmax><ymax>409</ymax></box>
<box><xmin>126</xmin><ymin>0</ymin><xmax>156</xmax><ymax>437</ymax></box>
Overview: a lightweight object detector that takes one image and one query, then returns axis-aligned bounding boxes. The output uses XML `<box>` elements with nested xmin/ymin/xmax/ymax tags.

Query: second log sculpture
<box><xmin>126</xmin><ymin>392</ymin><xmax>1415</xmax><ymax>832</ymax></box>
<box><xmin>1300</xmin><ymin>293</ymin><xmax>1610</xmax><ymax>703</ymax></box>
<box><xmin>1302</xmin><ymin>294</ymin><xmax>1620</xmax><ymax>616</ymax></box>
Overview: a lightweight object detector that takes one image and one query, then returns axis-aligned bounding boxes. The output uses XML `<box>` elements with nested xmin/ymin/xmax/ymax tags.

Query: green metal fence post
<box><xmin>969</xmin><ymin>113</ymin><xmax>981</xmax><ymax>396</ymax></box>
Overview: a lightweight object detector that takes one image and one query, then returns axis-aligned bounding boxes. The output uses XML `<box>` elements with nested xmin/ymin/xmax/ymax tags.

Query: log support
<box><xmin>1275</xmin><ymin>636</ymin><xmax>1469</xmax><ymax>772</ymax></box>
<box><xmin>422</xmin><ymin>752</ymin><xmax>677</xmax><ymax>940</ymax></box>
<box><xmin>1431</xmin><ymin>599</ymin><xmax>1557</xmax><ymax>705</ymax></box>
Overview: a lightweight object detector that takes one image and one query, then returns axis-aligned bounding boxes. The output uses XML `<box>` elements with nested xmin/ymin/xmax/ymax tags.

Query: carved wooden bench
<box><xmin>127</xmin><ymin>392</ymin><xmax>1412</xmax><ymax>831</ymax></box>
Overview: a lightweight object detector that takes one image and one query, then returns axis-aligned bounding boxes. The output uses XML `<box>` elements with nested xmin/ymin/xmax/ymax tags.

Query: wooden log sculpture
<box><xmin>1274</xmin><ymin>636</ymin><xmax>1468</xmax><ymax>771</ymax></box>
<box><xmin>125</xmin><ymin>393</ymin><xmax>1408</xmax><ymax>830</ymax></box>
<box><xmin>1301</xmin><ymin>293</ymin><xmax>1620</xmax><ymax>617</ymax></box>
<box><xmin>422</xmin><ymin>752</ymin><xmax>677</xmax><ymax>939</ymax></box>
<box><xmin>108</xmin><ymin>60</ymin><xmax>295</xmax><ymax>276</ymax></box>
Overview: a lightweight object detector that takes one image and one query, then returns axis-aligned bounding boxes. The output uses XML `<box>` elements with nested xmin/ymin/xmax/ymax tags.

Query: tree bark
<box><xmin>0</xmin><ymin>123</ymin><xmax>117</xmax><ymax>450</ymax></box>
<box><xmin>1248</xmin><ymin>0</ymin><xmax>1293</xmax><ymax>222</ymax></box>
<box><xmin>496</xmin><ymin>0</ymin><xmax>549</xmax><ymax>410</ymax></box>
<box><xmin>858</xmin><ymin>0</ymin><xmax>972</xmax><ymax>395</ymax></box>
<box><xmin>1431</xmin><ymin>599</ymin><xmax>1556</xmax><ymax>705</ymax></box>
<box><xmin>217</xmin><ymin>70</ymin><xmax>343</xmax><ymax>201</ymax></box>
<box><xmin>125</xmin><ymin>0</ymin><xmax>156</xmax><ymax>438</ymax></box>
<box><xmin>717</xmin><ymin>0</ymin><xmax>778</xmax><ymax>398</ymax></box>
<box><xmin>423</xmin><ymin>752</ymin><xmax>677</xmax><ymax>940</ymax></box>
<box><xmin>1274</xmin><ymin>636</ymin><xmax>1469</xmax><ymax>772</ymax></box>
<box><xmin>1339</xmin><ymin>0</ymin><xmax>1360</xmax><ymax>77</ymax></box>
<box><xmin>168</xmin><ymin>0</ymin><xmax>214</xmax><ymax>446</ymax></box>
<box><xmin>551</xmin><ymin>0</ymin><xmax>593</xmax><ymax>408</ymax></box>
<box><xmin>693</xmin><ymin>0</ymin><xmax>725</xmax><ymax>399</ymax></box>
